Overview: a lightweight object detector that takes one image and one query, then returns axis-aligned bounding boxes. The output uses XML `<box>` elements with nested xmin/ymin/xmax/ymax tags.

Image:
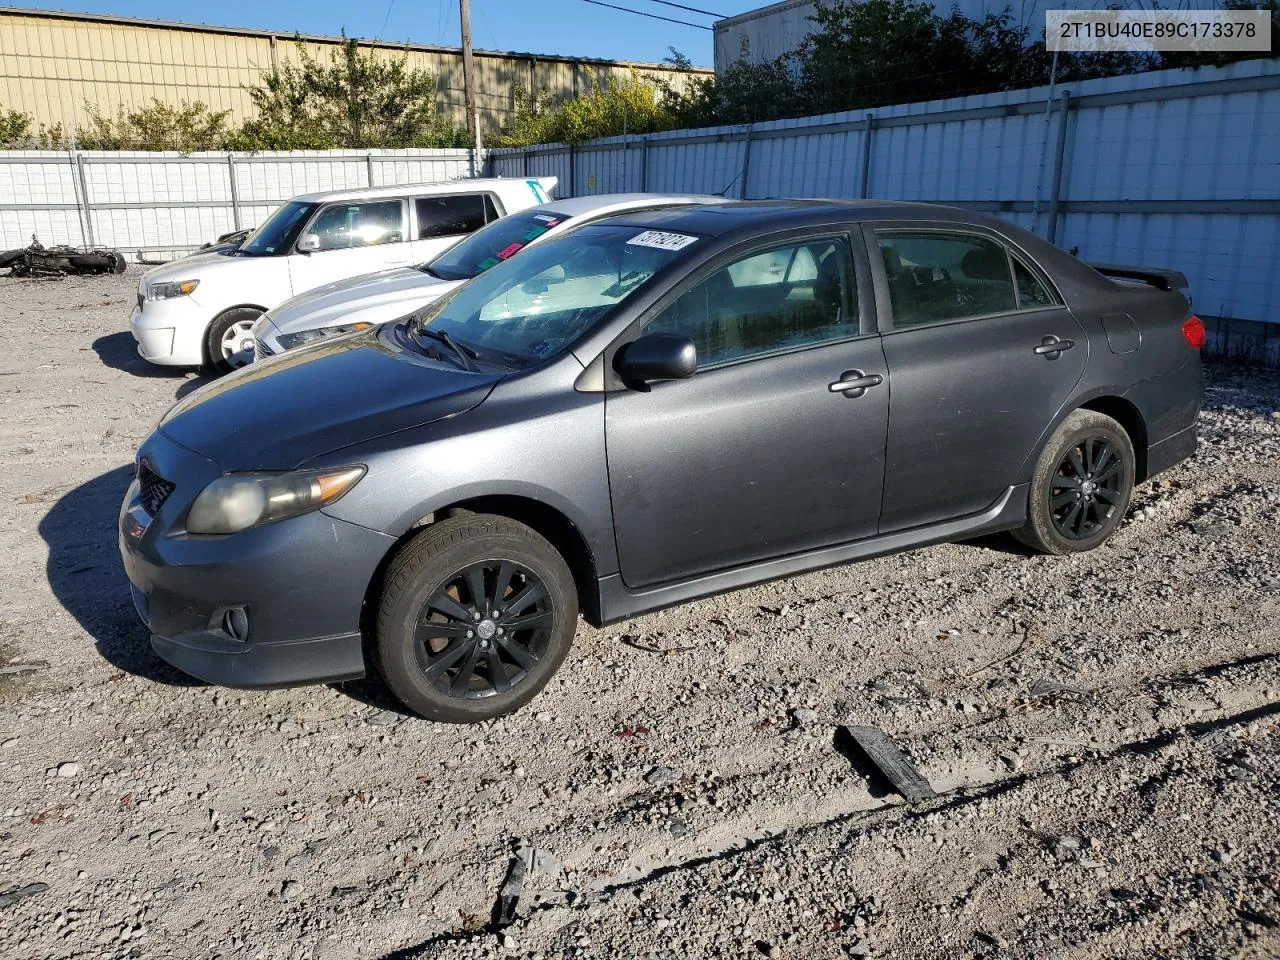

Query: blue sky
<box><xmin>19</xmin><ymin>0</ymin><xmax>765</xmax><ymax>65</ymax></box>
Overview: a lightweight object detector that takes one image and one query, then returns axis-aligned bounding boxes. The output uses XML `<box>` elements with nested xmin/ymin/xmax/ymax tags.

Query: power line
<box><xmin>377</xmin><ymin>0</ymin><xmax>397</xmax><ymax>39</ymax></box>
<box><xmin>580</xmin><ymin>0</ymin><xmax>713</xmax><ymax>29</ymax></box>
<box><xmin>644</xmin><ymin>0</ymin><xmax>729</xmax><ymax>17</ymax></box>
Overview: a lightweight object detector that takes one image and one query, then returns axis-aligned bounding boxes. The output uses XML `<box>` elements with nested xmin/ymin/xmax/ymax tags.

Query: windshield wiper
<box><xmin>414</xmin><ymin>324</ymin><xmax>479</xmax><ymax>372</ymax></box>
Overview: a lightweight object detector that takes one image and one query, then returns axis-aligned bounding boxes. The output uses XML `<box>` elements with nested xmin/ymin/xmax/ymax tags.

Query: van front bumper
<box><xmin>129</xmin><ymin>297</ymin><xmax>208</xmax><ymax>367</ymax></box>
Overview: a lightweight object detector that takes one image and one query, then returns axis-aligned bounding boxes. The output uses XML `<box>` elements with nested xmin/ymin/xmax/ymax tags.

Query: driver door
<box><xmin>605</xmin><ymin>232</ymin><xmax>890</xmax><ymax>589</ymax></box>
<box><xmin>287</xmin><ymin>198</ymin><xmax>411</xmax><ymax>296</ymax></box>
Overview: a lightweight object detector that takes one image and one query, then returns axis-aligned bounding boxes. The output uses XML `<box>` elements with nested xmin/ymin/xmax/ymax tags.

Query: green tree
<box><xmin>0</xmin><ymin>105</ymin><xmax>32</xmax><ymax>148</ymax></box>
<box><xmin>232</xmin><ymin>36</ymin><xmax>462</xmax><ymax>149</ymax></box>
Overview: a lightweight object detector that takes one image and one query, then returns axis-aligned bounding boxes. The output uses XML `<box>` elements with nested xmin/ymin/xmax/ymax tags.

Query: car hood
<box><xmin>266</xmin><ymin>267</ymin><xmax>460</xmax><ymax>334</ymax></box>
<box><xmin>158</xmin><ymin>327</ymin><xmax>499</xmax><ymax>471</ymax></box>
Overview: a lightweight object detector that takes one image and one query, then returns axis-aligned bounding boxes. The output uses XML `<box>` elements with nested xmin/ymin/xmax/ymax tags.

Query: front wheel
<box><xmin>1014</xmin><ymin>409</ymin><xmax>1135</xmax><ymax>555</ymax></box>
<box><xmin>206</xmin><ymin>307</ymin><xmax>263</xmax><ymax>374</ymax></box>
<box><xmin>374</xmin><ymin>515</ymin><xmax>578</xmax><ymax>722</ymax></box>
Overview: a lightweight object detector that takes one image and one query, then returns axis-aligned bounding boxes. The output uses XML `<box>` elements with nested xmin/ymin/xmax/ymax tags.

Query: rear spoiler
<box><xmin>1090</xmin><ymin>262</ymin><xmax>1188</xmax><ymax>291</ymax></box>
<box><xmin>530</xmin><ymin>177</ymin><xmax>558</xmax><ymax>202</ymax></box>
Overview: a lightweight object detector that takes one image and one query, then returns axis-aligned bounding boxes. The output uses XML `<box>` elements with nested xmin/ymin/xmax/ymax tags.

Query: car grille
<box><xmin>137</xmin><ymin>462</ymin><xmax>175</xmax><ymax>516</ymax></box>
<box><xmin>253</xmin><ymin>337</ymin><xmax>274</xmax><ymax>361</ymax></box>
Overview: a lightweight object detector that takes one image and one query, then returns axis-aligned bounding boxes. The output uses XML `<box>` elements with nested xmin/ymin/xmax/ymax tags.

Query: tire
<box><xmin>1014</xmin><ymin>409</ymin><xmax>1135</xmax><ymax>556</ymax></box>
<box><xmin>205</xmin><ymin>307</ymin><xmax>263</xmax><ymax>374</ymax></box>
<box><xmin>374</xmin><ymin>515</ymin><xmax>578</xmax><ymax>723</ymax></box>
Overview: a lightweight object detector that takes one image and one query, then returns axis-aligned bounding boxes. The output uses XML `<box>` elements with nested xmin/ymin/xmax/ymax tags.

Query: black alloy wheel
<box><xmin>1048</xmin><ymin>435</ymin><xmax>1125</xmax><ymax>541</ymax></box>
<box><xmin>415</xmin><ymin>560</ymin><xmax>554</xmax><ymax>699</ymax></box>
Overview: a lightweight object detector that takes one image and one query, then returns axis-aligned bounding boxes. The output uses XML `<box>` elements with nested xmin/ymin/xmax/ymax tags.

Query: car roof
<box><xmin>289</xmin><ymin>178</ymin><xmax>538</xmax><ymax>204</ymax></box>
<box><xmin>539</xmin><ymin>193</ymin><xmax>725</xmax><ymax>218</ymax></box>
<box><xmin>592</xmin><ymin>199</ymin><xmax>1007</xmax><ymax>238</ymax></box>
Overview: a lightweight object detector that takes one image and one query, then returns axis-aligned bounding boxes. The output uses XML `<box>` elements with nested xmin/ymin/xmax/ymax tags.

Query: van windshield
<box><xmin>425</xmin><ymin>208</ymin><xmax>570</xmax><ymax>282</ymax></box>
<box><xmin>238</xmin><ymin>201</ymin><xmax>318</xmax><ymax>257</ymax></box>
<box><xmin>413</xmin><ymin>224</ymin><xmax>699</xmax><ymax>367</ymax></box>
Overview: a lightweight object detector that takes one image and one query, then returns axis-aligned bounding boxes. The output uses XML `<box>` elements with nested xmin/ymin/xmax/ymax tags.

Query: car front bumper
<box><xmin>118</xmin><ymin>431</ymin><xmax>395</xmax><ymax>687</ymax></box>
<box><xmin>129</xmin><ymin>296</ymin><xmax>209</xmax><ymax>367</ymax></box>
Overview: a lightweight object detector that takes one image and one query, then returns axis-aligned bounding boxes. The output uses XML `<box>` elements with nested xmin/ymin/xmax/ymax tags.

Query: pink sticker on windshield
<box><xmin>497</xmin><ymin>242</ymin><xmax>523</xmax><ymax>260</ymax></box>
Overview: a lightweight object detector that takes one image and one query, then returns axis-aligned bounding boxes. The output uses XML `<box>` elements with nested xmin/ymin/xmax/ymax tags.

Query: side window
<box><xmin>646</xmin><ymin>236</ymin><xmax>857</xmax><ymax>368</ymax></box>
<box><xmin>1013</xmin><ymin>255</ymin><xmax>1060</xmax><ymax>309</ymax></box>
<box><xmin>309</xmin><ymin>200</ymin><xmax>404</xmax><ymax>251</ymax></box>
<box><xmin>877</xmin><ymin>231</ymin><xmax>1016</xmax><ymax>328</ymax></box>
<box><xmin>416</xmin><ymin>194</ymin><xmax>497</xmax><ymax>239</ymax></box>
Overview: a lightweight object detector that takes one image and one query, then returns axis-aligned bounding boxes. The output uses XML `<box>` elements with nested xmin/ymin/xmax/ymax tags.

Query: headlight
<box><xmin>186</xmin><ymin>466</ymin><xmax>365</xmax><ymax>535</ymax></box>
<box><xmin>147</xmin><ymin>279</ymin><xmax>200</xmax><ymax>301</ymax></box>
<box><xmin>277</xmin><ymin>322</ymin><xmax>374</xmax><ymax>351</ymax></box>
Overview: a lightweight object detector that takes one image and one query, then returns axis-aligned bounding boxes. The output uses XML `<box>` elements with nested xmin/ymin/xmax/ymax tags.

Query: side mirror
<box><xmin>296</xmin><ymin>233</ymin><xmax>320</xmax><ymax>254</ymax></box>
<box><xmin>614</xmin><ymin>333</ymin><xmax>697</xmax><ymax>385</ymax></box>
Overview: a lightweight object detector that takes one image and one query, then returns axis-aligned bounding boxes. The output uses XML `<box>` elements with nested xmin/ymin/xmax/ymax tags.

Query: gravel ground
<box><xmin>1</xmin><ymin>271</ymin><xmax>1279</xmax><ymax>960</ymax></box>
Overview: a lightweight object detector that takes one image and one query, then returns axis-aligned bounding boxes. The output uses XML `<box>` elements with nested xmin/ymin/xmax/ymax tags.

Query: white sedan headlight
<box><xmin>186</xmin><ymin>466</ymin><xmax>365</xmax><ymax>535</ymax></box>
<box><xmin>276</xmin><ymin>321</ymin><xmax>374</xmax><ymax>351</ymax></box>
<box><xmin>147</xmin><ymin>279</ymin><xmax>200</xmax><ymax>301</ymax></box>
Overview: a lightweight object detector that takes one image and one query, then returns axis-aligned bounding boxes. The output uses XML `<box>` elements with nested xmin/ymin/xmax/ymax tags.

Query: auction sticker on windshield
<box><xmin>627</xmin><ymin>230</ymin><xmax>699</xmax><ymax>251</ymax></box>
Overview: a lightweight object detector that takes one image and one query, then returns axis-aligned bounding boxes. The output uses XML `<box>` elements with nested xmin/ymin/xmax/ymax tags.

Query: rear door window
<box><xmin>416</xmin><ymin>194</ymin><xmax>499</xmax><ymax>239</ymax></box>
<box><xmin>876</xmin><ymin>231</ymin><xmax>1017</xmax><ymax>328</ymax></box>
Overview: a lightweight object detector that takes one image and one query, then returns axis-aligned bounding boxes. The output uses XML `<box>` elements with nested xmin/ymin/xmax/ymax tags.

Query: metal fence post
<box><xmin>66</xmin><ymin>150</ymin><xmax>88</xmax><ymax>247</ymax></box>
<box><xmin>366</xmin><ymin>152</ymin><xmax>376</xmax><ymax>187</ymax></box>
<box><xmin>640</xmin><ymin>137</ymin><xmax>649</xmax><ymax>192</ymax></box>
<box><xmin>859</xmin><ymin>114</ymin><xmax>875</xmax><ymax>199</ymax></box>
<box><xmin>738</xmin><ymin>124</ymin><xmax>755</xmax><ymax>200</ymax></box>
<box><xmin>74</xmin><ymin>153</ymin><xmax>95</xmax><ymax>247</ymax></box>
<box><xmin>523</xmin><ymin>149</ymin><xmax>530</xmax><ymax>178</ymax></box>
<box><xmin>568</xmin><ymin>144</ymin><xmax>576</xmax><ymax>198</ymax></box>
<box><xmin>227</xmin><ymin>154</ymin><xmax>242</xmax><ymax>230</ymax></box>
<box><xmin>1045</xmin><ymin>91</ymin><xmax>1072</xmax><ymax>246</ymax></box>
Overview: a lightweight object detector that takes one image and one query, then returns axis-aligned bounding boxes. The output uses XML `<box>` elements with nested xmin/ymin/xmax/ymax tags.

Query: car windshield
<box><xmin>425</xmin><ymin>208</ymin><xmax>572</xmax><ymax>282</ymax></box>
<box><xmin>413</xmin><ymin>224</ymin><xmax>699</xmax><ymax>367</ymax></box>
<box><xmin>238</xmin><ymin>201</ymin><xmax>318</xmax><ymax>257</ymax></box>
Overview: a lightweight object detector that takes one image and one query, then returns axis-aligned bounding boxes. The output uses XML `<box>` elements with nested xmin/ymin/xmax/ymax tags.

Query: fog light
<box><xmin>209</xmin><ymin>605</ymin><xmax>250</xmax><ymax>643</ymax></box>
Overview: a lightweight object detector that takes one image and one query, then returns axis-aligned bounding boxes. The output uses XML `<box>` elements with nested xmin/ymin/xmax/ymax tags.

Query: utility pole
<box><xmin>459</xmin><ymin>0</ymin><xmax>482</xmax><ymax>161</ymax></box>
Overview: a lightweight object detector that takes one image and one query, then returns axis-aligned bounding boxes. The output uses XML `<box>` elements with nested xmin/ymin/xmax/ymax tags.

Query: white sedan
<box><xmin>250</xmin><ymin>193</ymin><xmax>722</xmax><ymax>359</ymax></box>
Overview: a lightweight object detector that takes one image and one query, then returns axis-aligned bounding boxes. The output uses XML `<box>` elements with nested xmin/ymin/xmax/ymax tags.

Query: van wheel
<box><xmin>1014</xmin><ymin>409</ymin><xmax>1135</xmax><ymax>555</ymax></box>
<box><xmin>206</xmin><ymin>307</ymin><xmax>262</xmax><ymax>374</ymax></box>
<box><xmin>374</xmin><ymin>515</ymin><xmax>578</xmax><ymax>723</ymax></box>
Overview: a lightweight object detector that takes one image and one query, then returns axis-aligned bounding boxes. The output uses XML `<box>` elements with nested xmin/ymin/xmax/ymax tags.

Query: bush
<box><xmin>495</xmin><ymin>71</ymin><xmax>679</xmax><ymax>146</ymax></box>
<box><xmin>74</xmin><ymin>99</ymin><xmax>234</xmax><ymax>151</ymax></box>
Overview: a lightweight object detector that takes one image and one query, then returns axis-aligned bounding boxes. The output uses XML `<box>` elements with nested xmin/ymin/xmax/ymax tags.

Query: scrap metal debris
<box><xmin>0</xmin><ymin>883</ymin><xmax>49</xmax><ymax>909</ymax></box>
<box><xmin>492</xmin><ymin>856</ymin><xmax>526</xmax><ymax>928</ymax></box>
<box><xmin>841</xmin><ymin>725</ymin><xmax>937</xmax><ymax>804</ymax></box>
<box><xmin>1</xmin><ymin>236</ymin><xmax>125</xmax><ymax>278</ymax></box>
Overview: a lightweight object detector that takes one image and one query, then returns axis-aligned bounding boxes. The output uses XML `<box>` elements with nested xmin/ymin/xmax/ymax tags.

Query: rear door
<box><xmin>287</xmin><ymin>198</ymin><xmax>410</xmax><ymax>295</ymax></box>
<box><xmin>605</xmin><ymin>229</ymin><xmax>889</xmax><ymax>588</ymax></box>
<box><xmin>866</xmin><ymin>223</ymin><xmax>1087</xmax><ymax>531</ymax></box>
<box><xmin>410</xmin><ymin>193</ymin><xmax>501</xmax><ymax>264</ymax></box>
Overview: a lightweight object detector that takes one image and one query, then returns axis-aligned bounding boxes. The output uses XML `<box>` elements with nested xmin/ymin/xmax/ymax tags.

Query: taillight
<box><xmin>1181</xmin><ymin>315</ymin><xmax>1205</xmax><ymax>350</ymax></box>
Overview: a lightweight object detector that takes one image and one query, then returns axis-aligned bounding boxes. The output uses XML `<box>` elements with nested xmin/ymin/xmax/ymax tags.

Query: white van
<box><xmin>128</xmin><ymin>177</ymin><xmax>556</xmax><ymax>371</ymax></box>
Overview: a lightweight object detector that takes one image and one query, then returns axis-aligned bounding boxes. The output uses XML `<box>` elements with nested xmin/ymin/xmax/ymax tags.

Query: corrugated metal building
<box><xmin>0</xmin><ymin>7</ymin><xmax>711</xmax><ymax>135</ymax></box>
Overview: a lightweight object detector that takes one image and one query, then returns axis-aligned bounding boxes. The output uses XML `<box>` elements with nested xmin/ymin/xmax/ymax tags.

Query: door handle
<box><xmin>1034</xmin><ymin>335</ymin><xmax>1075</xmax><ymax>358</ymax></box>
<box><xmin>829</xmin><ymin>369</ymin><xmax>884</xmax><ymax>398</ymax></box>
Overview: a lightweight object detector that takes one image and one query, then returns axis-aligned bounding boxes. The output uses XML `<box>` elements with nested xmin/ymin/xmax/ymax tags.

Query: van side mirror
<box><xmin>614</xmin><ymin>333</ymin><xmax>697</xmax><ymax>385</ymax></box>
<box><xmin>296</xmin><ymin>233</ymin><xmax>320</xmax><ymax>254</ymax></box>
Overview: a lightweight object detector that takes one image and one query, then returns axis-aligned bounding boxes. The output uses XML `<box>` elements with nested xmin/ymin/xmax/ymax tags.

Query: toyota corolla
<box><xmin>119</xmin><ymin>200</ymin><xmax>1203</xmax><ymax>722</ymax></box>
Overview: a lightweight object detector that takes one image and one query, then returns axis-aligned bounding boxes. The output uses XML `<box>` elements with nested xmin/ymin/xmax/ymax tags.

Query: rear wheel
<box><xmin>1014</xmin><ymin>409</ymin><xmax>1135</xmax><ymax>555</ymax></box>
<box><xmin>205</xmin><ymin>307</ymin><xmax>263</xmax><ymax>374</ymax></box>
<box><xmin>374</xmin><ymin>515</ymin><xmax>578</xmax><ymax>723</ymax></box>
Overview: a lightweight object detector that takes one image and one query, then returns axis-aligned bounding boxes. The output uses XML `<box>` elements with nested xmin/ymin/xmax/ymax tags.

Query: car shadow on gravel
<box><xmin>91</xmin><ymin>332</ymin><xmax>215</xmax><ymax>399</ymax></box>
<box><xmin>39</xmin><ymin>465</ymin><xmax>202</xmax><ymax>686</ymax></box>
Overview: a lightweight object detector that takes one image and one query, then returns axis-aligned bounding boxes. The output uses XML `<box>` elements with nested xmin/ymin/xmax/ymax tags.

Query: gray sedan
<box><xmin>120</xmin><ymin>200</ymin><xmax>1203</xmax><ymax>722</ymax></box>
